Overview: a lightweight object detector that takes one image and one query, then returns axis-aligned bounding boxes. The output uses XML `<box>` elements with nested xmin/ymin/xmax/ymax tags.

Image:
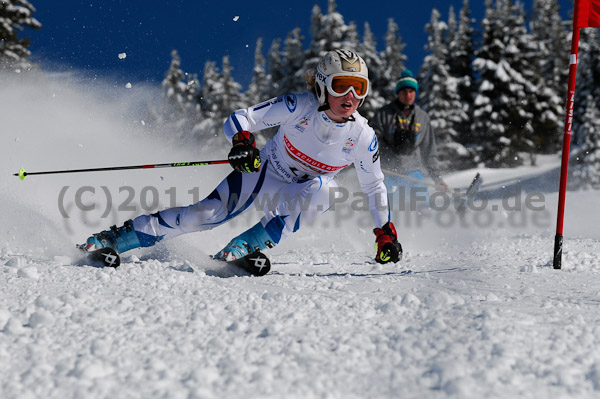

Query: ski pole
<box><xmin>14</xmin><ymin>159</ymin><xmax>230</xmax><ymax>181</ymax></box>
<box><xmin>382</xmin><ymin>168</ymin><xmax>441</xmax><ymax>189</ymax></box>
<box><xmin>382</xmin><ymin>169</ymin><xmax>482</xmax><ymax>196</ymax></box>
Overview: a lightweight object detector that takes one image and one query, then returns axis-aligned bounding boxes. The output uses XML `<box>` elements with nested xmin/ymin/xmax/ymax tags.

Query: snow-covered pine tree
<box><xmin>305</xmin><ymin>3</ymin><xmax>326</xmax><ymax>72</ymax></box>
<box><xmin>321</xmin><ymin>0</ymin><xmax>349</xmax><ymax>50</ymax></box>
<box><xmin>161</xmin><ymin>50</ymin><xmax>201</xmax><ymax>115</ymax></box>
<box><xmin>0</xmin><ymin>0</ymin><xmax>41</xmax><ymax>71</ymax></box>
<box><xmin>266</xmin><ymin>38</ymin><xmax>283</xmax><ymax>97</ymax></box>
<box><xmin>216</xmin><ymin>55</ymin><xmax>245</xmax><ymax>121</ymax></box>
<box><xmin>446</xmin><ymin>0</ymin><xmax>477</xmax><ymax>140</ymax></box>
<box><xmin>381</xmin><ymin>18</ymin><xmax>407</xmax><ymax>98</ymax></box>
<box><xmin>199</xmin><ymin>60</ymin><xmax>219</xmax><ymax>121</ymax></box>
<box><xmin>304</xmin><ymin>0</ymin><xmax>350</xmax><ymax>73</ymax></box>
<box><xmin>531</xmin><ymin>0</ymin><xmax>569</xmax><ymax>98</ymax></box>
<box><xmin>419</xmin><ymin>8</ymin><xmax>449</xmax><ymax>112</ymax></box>
<box><xmin>573</xmin><ymin>28</ymin><xmax>600</xmax><ymax>146</ymax></box>
<box><xmin>528</xmin><ymin>0</ymin><xmax>567</xmax><ymax>153</ymax></box>
<box><xmin>446</xmin><ymin>5</ymin><xmax>459</xmax><ymax>64</ymax></box>
<box><xmin>147</xmin><ymin>49</ymin><xmax>203</xmax><ymax>142</ymax></box>
<box><xmin>246</xmin><ymin>38</ymin><xmax>269</xmax><ymax>105</ymax></box>
<box><xmin>359</xmin><ymin>22</ymin><xmax>385</xmax><ymax>120</ymax></box>
<box><xmin>198</xmin><ymin>57</ymin><xmax>244</xmax><ymax>143</ymax></box>
<box><xmin>571</xmin><ymin>94</ymin><xmax>600</xmax><ymax>189</ymax></box>
<box><xmin>469</xmin><ymin>0</ymin><xmax>535</xmax><ymax>168</ymax></box>
<box><xmin>279</xmin><ymin>26</ymin><xmax>306</xmax><ymax>95</ymax></box>
<box><xmin>419</xmin><ymin>8</ymin><xmax>470</xmax><ymax>171</ymax></box>
<box><xmin>343</xmin><ymin>20</ymin><xmax>360</xmax><ymax>51</ymax></box>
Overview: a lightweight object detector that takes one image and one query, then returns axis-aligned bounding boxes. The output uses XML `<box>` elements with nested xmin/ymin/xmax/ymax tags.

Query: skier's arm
<box><xmin>224</xmin><ymin>94</ymin><xmax>303</xmax><ymax>144</ymax></box>
<box><xmin>355</xmin><ymin>129</ymin><xmax>402</xmax><ymax>264</ymax></box>
<box><xmin>353</xmin><ymin>129</ymin><xmax>389</xmax><ymax>228</ymax></box>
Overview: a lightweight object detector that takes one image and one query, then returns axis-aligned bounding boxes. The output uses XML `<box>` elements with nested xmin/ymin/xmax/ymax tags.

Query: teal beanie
<box><xmin>394</xmin><ymin>69</ymin><xmax>419</xmax><ymax>94</ymax></box>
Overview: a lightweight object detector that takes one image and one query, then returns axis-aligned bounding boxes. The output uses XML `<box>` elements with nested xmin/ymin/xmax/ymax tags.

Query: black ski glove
<box><xmin>373</xmin><ymin>221</ymin><xmax>403</xmax><ymax>264</ymax></box>
<box><xmin>228</xmin><ymin>131</ymin><xmax>261</xmax><ymax>173</ymax></box>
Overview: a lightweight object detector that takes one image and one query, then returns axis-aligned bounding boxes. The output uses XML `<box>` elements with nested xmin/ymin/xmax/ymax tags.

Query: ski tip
<box><xmin>247</xmin><ymin>251</ymin><xmax>271</xmax><ymax>276</ymax></box>
<box><xmin>229</xmin><ymin>250</ymin><xmax>271</xmax><ymax>276</ymax></box>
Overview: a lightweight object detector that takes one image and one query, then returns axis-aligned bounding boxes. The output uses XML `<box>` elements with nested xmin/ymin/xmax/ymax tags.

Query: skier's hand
<box><xmin>373</xmin><ymin>221</ymin><xmax>403</xmax><ymax>264</ymax></box>
<box><xmin>228</xmin><ymin>130</ymin><xmax>261</xmax><ymax>173</ymax></box>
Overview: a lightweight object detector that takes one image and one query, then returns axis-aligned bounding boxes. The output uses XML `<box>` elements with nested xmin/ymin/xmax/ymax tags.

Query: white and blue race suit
<box><xmin>130</xmin><ymin>92</ymin><xmax>389</xmax><ymax>248</ymax></box>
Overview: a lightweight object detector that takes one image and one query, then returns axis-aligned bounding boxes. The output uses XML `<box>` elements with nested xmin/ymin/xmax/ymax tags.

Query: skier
<box><xmin>79</xmin><ymin>49</ymin><xmax>402</xmax><ymax>264</ymax></box>
<box><xmin>370</xmin><ymin>69</ymin><xmax>448</xmax><ymax>204</ymax></box>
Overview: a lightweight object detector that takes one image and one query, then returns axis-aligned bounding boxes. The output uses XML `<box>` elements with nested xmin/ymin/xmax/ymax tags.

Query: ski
<box><xmin>224</xmin><ymin>251</ymin><xmax>271</xmax><ymax>276</ymax></box>
<box><xmin>80</xmin><ymin>246</ymin><xmax>268</xmax><ymax>274</ymax></box>
<box><xmin>83</xmin><ymin>247</ymin><xmax>121</xmax><ymax>268</ymax></box>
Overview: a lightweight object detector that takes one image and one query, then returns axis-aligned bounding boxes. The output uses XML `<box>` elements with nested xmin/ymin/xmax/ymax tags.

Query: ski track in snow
<box><xmin>2</xmin><ymin>71</ymin><xmax>600</xmax><ymax>399</ymax></box>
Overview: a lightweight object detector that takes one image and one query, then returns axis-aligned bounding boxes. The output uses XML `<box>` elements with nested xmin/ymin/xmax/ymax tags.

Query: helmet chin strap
<box><xmin>318</xmin><ymin>103</ymin><xmax>330</xmax><ymax>112</ymax></box>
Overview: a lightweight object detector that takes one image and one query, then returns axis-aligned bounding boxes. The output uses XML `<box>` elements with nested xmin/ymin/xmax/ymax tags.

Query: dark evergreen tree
<box><xmin>360</xmin><ymin>22</ymin><xmax>385</xmax><ymax>120</ymax></box>
<box><xmin>573</xmin><ymin>28</ymin><xmax>600</xmax><ymax>146</ymax></box>
<box><xmin>531</xmin><ymin>0</ymin><xmax>570</xmax><ymax>97</ymax></box>
<box><xmin>143</xmin><ymin>50</ymin><xmax>207</xmax><ymax>144</ymax></box>
<box><xmin>446</xmin><ymin>0</ymin><xmax>477</xmax><ymax>141</ymax></box>
<box><xmin>419</xmin><ymin>8</ymin><xmax>470</xmax><ymax>170</ymax></box>
<box><xmin>0</xmin><ymin>0</ymin><xmax>41</xmax><ymax>71</ymax></box>
<box><xmin>529</xmin><ymin>0</ymin><xmax>568</xmax><ymax>153</ymax></box>
<box><xmin>469</xmin><ymin>0</ymin><xmax>536</xmax><ymax>167</ymax></box>
<box><xmin>266</xmin><ymin>37</ymin><xmax>283</xmax><ymax>97</ymax></box>
<box><xmin>246</xmin><ymin>38</ymin><xmax>269</xmax><ymax>105</ymax></box>
<box><xmin>217</xmin><ymin>55</ymin><xmax>245</xmax><ymax>120</ymax></box>
<box><xmin>343</xmin><ymin>20</ymin><xmax>360</xmax><ymax>51</ymax></box>
<box><xmin>200</xmin><ymin>60</ymin><xmax>220</xmax><ymax>121</ymax></box>
<box><xmin>304</xmin><ymin>0</ymin><xmax>350</xmax><ymax>73</ymax></box>
<box><xmin>279</xmin><ymin>26</ymin><xmax>306</xmax><ymax>94</ymax></box>
<box><xmin>381</xmin><ymin>18</ymin><xmax>407</xmax><ymax>98</ymax></box>
<box><xmin>571</xmin><ymin>94</ymin><xmax>600</xmax><ymax>189</ymax></box>
<box><xmin>198</xmin><ymin>57</ymin><xmax>245</xmax><ymax>143</ymax></box>
<box><xmin>161</xmin><ymin>50</ymin><xmax>201</xmax><ymax>115</ymax></box>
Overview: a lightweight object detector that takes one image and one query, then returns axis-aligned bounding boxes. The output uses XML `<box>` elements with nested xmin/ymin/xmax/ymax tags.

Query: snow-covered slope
<box><xmin>2</xmin><ymin>72</ymin><xmax>600</xmax><ymax>399</ymax></box>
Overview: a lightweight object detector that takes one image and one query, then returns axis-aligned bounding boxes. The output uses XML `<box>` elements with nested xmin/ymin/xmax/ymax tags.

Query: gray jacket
<box><xmin>370</xmin><ymin>100</ymin><xmax>443</xmax><ymax>183</ymax></box>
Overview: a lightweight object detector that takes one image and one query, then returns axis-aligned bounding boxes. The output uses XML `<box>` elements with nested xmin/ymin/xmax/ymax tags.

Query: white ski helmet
<box><xmin>314</xmin><ymin>49</ymin><xmax>370</xmax><ymax>107</ymax></box>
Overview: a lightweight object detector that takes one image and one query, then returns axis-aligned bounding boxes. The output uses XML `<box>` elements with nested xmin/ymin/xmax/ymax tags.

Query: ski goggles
<box><xmin>326</xmin><ymin>73</ymin><xmax>369</xmax><ymax>99</ymax></box>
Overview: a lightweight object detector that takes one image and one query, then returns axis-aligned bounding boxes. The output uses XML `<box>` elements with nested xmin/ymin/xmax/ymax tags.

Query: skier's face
<box><xmin>397</xmin><ymin>88</ymin><xmax>416</xmax><ymax>106</ymax></box>
<box><xmin>326</xmin><ymin>91</ymin><xmax>360</xmax><ymax>122</ymax></box>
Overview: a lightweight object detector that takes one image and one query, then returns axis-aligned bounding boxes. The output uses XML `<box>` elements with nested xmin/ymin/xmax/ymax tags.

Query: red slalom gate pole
<box><xmin>553</xmin><ymin>27</ymin><xmax>581</xmax><ymax>270</ymax></box>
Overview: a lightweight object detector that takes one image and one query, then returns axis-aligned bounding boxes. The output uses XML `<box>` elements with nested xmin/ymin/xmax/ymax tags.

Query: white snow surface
<box><xmin>2</xmin><ymin>71</ymin><xmax>600</xmax><ymax>399</ymax></box>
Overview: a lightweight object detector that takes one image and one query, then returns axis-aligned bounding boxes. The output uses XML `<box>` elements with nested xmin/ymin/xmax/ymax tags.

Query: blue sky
<box><xmin>28</xmin><ymin>0</ymin><xmax>573</xmax><ymax>88</ymax></box>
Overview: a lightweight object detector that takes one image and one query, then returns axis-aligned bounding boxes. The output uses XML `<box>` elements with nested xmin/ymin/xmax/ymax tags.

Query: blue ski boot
<box><xmin>78</xmin><ymin>220</ymin><xmax>142</xmax><ymax>254</ymax></box>
<box><xmin>214</xmin><ymin>222</ymin><xmax>276</xmax><ymax>261</ymax></box>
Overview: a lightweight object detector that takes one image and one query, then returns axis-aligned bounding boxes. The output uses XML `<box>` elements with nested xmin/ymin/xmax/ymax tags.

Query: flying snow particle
<box><xmin>233</xmin><ymin>16</ymin><xmax>239</xmax><ymax>21</ymax></box>
<box><xmin>125</xmin><ymin>83</ymin><xmax>132</xmax><ymax>89</ymax></box>
<box><xmin>118</xmin><ymin>52</ymin><xmax>127</xmax><ymax>59</ymax></box>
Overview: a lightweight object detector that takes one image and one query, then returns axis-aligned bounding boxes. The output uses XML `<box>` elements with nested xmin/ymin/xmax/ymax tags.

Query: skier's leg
<box><xmin>80</xmin><ymin>162</ymin><xmax>271</xmax><ymax>253</ymax></box>
<box><xmin>214</xmin><ymin>176</ymin><xmax>337</xmax><ymax>260</ymax></box>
